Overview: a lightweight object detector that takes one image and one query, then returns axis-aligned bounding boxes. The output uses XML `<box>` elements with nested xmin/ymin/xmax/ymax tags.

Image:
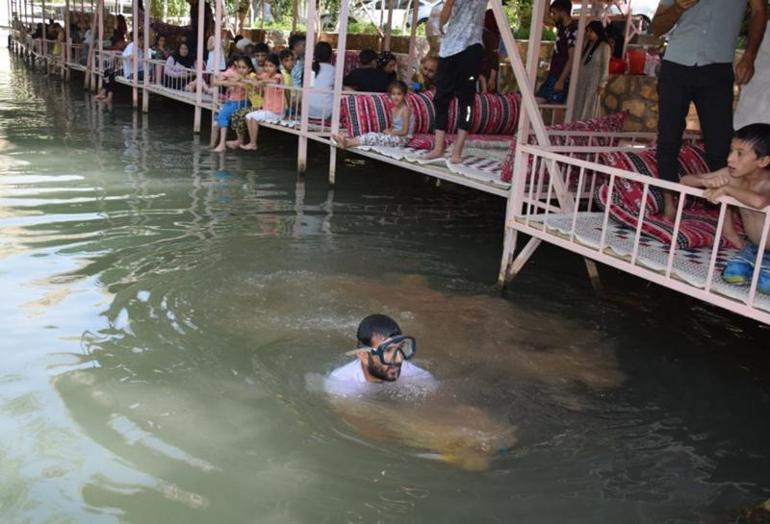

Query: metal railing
<box><xmin>510</xmin><ymin>144</ymin><xmax>770</xmax><ymax>324</ymax></box>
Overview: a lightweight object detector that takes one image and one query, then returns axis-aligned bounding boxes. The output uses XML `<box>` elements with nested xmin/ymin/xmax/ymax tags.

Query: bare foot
<box><xmin>226</xmin><ymin>139</ymin><xmax>241</xmax><ymax>149</ymax></box>
<box><xmin>332</xmin><ymin>133</ymin><xmax>347</xmax><ymax>149</ymax></box>
<box><xmin>422</xmin><ymin>148</ymin><xmax>445</xmax><ymax>160</ymax></box>
<box><xmin>449</xmin><ymin>154</ymin><xmax>464</xmax><ymax>164</ymax></box>
<box><xmin>212</xmin><ymin>144</ymin><xmax>226</xmax><ymax>153</ymax></box>
<box><xmin>239</xmin><ymin>143</ymin><xmax>257</xmax><ymax>151</ymax></box>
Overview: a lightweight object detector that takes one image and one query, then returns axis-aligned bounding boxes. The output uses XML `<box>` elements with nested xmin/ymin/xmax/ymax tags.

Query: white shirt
<box><xmin>439</xmin><ymin>0</ymin><xmax>487</xmax><ymax>58</ymax></box>
<box><xmin>122</xmin><ymin>42</ymin><xmax>144</xmax><ymax>76</ymax></box>
<box><xmin>325</xmin><ymin>359</ymin><xmax>436</xmax><ymax>397</ymax></box>
<box><xmin>308</xmin><ymin>62</ymin><xmax>336</xmax><ymax>119</ymax></box>
<box><xmin>734</xmin><ymin>30</ymin><xmax>770</xmax><ymax>129</ymax></box>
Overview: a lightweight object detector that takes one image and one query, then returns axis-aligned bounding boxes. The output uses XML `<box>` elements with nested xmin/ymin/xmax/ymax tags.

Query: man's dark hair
<box><xmin>357</xmin><ymin>314</ymin><xmax>401</xmax><ymax>347</ymax></box>
<box><xmin>288</xmin><ymin>34</ymin><xmax>305</xmax><ymax>50</ymax></box>
<box><xmin>254</xmin><ymin>42</ymin><xmax>270</xmax><ymax>54</ymax></box>
<box><xmin>734</xmin><ymin>124</ymin><xmax>770</xmax><ymax>159</ymax></box>
<box><xmin>233</xmin><ymin>34</ymin><xmax>244</xmax><ymax>44</ymax></box>
<box><xmin>550</xmin><ymin>0</ymin><xmax>572</xmax><ymax>15</ymax></box>
<box><xmin>279</xmin><ymin>48</ymin><xmax>294</xmax><ymax>61</ymax></box>
<box><xmin>358</xmin><ymin>48</ymin><xmax>378</xmax><ymax>66</ymax></box>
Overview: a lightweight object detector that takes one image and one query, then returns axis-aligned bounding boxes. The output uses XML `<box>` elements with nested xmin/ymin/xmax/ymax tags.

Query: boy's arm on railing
<box><xmin>707</xmin><ymin>184</ymin><xmax>770</xmax><ymax>211</ymax></box>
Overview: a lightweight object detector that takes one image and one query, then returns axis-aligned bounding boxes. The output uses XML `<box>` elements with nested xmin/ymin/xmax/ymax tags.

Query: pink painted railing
<box><xmin>510</xmin><ymin>144</ymin><xmax>770</xmax><ymax>324</ymax></box>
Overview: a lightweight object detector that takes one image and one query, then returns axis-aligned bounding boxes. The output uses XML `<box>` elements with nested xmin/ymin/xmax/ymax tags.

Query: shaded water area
<box><xmin>2</xmin><ymin>44</ymin><xmax>770</xmax><ymax>523</ymax></box>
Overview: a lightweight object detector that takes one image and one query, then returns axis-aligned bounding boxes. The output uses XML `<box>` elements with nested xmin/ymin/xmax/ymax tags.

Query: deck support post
<box><xmin>85</xmin><ymin>0</ymin><xmax>95</xmax><ymax>89</ymax></box>
<box><xmin>193</xmin><ymin>0</ymin><xmax>205</xmax><ymax>133</ymax></box>
<box><xmin>406</xmin><ymin>0</ymin><xmax>420</xmax><ymax>80</ymax></box>
<box><xmin>327</xmin><ymin>0</ymin><xmax>350</xmax><ymax>187</ymax></box>
<box><xmin>210</xmin><ymin>0</ymin><xmax>222</xmax><ymax>136</ymax></box>
<box><xmin>131</xmin><ymin>0</ymin><xmax>138</xmax><ymax>107</ymax></box>
<box><xmin>383</xmin><ymin>0</ymin><xmax>394</xmax><ymax>51</ymax></box>
<box><xmin>564</xmin><ymin>0</ymin><xmax>588</xmax><ymax>123</ymax></box>
<box><xmin>297</xmin><ymin>0</ymin><xmax>316</xmax><ymax>174</ymax></box>
<box><xmin>64</xmin><ymin>0</ymin><xmax>71</xmax><ymax>79</ymax></box>
<box><xmin>142</xmin><ymin>0</ymin><xmax>150</xmax><ymax>112</ymax></box>
<box><xmin>96</xmin><ymin>0</ymin><xmax>103</xmax><ymax>90</ymax></box>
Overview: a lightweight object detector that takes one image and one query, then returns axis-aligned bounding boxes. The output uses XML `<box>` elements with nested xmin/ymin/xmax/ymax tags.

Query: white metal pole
<box><xmin>210</xmin><ymin>0</ymin><xmax>222</xmax><ymax>137</ymax></box>
<box><xmin>131</xmin><ymin>0</ymin><xmax>138</xmax><ymax>106</ymax></box>
<box><xmin>297</xmin><ymin>0</ymin><xmax>316</xmax><ymax>173</ymax></box>
<box><xmin>193</xmin><ymin>0</ymin><xmax>205</xmax><ymax>132</ymax></box>
<box><xmin>564</xmin><ymin>0</ymin><xmax>588</xmax><ymax>123</ymax></box>
<box><xmin>64</xmin><ymin>0</ymin><xmax>70</xmax><ymax>78</ymax></box>
<box><xmin>41</xmin><ymin>0</ymin><xmax>46</xmax><ymax>60</ymax></box>
<box><xmin>291</xmin><ymin>0</ymin><xmax>297</xmax><ymax>33</ymax></box>
<box><xmin>142</xmin><ymin>0</ymin><xmax>150</xmax><ymax>112</ymax></box>
<box><xmin>406</xmin><ymin>0</ymin><xmax>420</xmax><ymax>77</ymax></box>
<box><xmin>96</xmin><ymin>0</ymin><xmax>103</xmax><ymax>89</ymax></box>
<box><xmin>383</xmin><ymin>0</ymin><xmax>393</xmax><ymax>51</ymax></box>
<box><xmin>327</xmin><ymin>0</ymin><xmax>349</xmax><ymax>186</ymax></box>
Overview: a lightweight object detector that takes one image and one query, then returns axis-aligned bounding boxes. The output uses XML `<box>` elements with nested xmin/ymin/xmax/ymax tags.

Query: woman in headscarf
<box><xmin>572</xmin><ymin>20</ymin><xmax>611</xmax><ymax>121</ymax></box>
<box><xmin>163</xmin><ymin>42</ymin><xmax>196</xmax><ymax>89</ymax></box>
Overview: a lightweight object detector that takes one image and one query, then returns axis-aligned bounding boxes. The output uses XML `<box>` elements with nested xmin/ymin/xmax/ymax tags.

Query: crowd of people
<box><xmin>15</xmin><ymin>0</ymin><xmax>770</xmax><ymax>291</ymax></box>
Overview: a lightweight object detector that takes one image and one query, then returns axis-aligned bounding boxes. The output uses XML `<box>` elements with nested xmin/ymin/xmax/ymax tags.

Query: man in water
<box><xmin>325</xmin><ymin>314</ymin><xmax>434</xmax><ymax>396</ymax></box>
<box><xmin>325</xmin><ymin>314</ymin><xmax>515</xmax><ymax>470</ymax></box>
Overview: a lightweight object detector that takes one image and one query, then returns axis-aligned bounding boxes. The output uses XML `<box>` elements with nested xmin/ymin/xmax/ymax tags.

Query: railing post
<box><xmin>210</xmin><ymin>0</ymin><xmax>222</xmax><ymax>138</ymax></box>
<box><xmin>131</xmin><ymin>0</ymin><xmax>138</xmax><ymax>107</ymax></box>
<box><xmin>96</xmin><ymin>0</ymin><xmax>103</xmax><ymax>90</ymax></box>
<box><xmin>64</xmin><ymin>0</ymin><xmax>71</xmax><ymax>79</ymax></box>
<box><xmin>142</xmin><ymin>0</ymin><xmax>150</xmax><ymax>112</ymax></box>
<box><xmin>327</xmin><ymin>0</ymin><xmax>349</xmax><ymax>187</ymax></box>
<box><xmin>564</xmin><ymin>0</ymin><xmax>588</xmax><ymax>123</ymax></box>
<box><xmin>193</xmin><ymin>0</ymin><xmax>205</xmax><ymax>133</ymax></box>
<box><xmin>297</xmin><ymin>0</ymin><xmax>316</xmax><ymax>174</ymax></box>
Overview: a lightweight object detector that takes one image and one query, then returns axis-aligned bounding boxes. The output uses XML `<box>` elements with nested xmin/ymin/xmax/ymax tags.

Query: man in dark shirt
<box><xmin>536</xmin><ymin>0</ymin><xmax>577</xmax><ymax>104</ymax></box>
<box><xmin>343</xmin><ymin>49</ymin><xmax>392</xmax><ymax>92</ymax></box>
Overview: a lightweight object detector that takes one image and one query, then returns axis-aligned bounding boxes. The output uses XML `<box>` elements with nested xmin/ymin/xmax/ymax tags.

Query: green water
<box><xmin>2</xmin><ymin>45</ymin><xmax>770</xmax><ymax>523</ymax></box>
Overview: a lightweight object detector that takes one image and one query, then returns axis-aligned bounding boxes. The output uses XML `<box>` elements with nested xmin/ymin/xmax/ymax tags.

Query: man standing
<box><xmin>423</xmin><ymin>0</ymin><xmax>487</xmax><ymax>164</ymax></box>
<box><xmin>652</xmin><ymin>0</ymin><xmax>767</xmax><ymax>220</ymax></box>
<box><xmin>535</xmin><ymin>0</ymin><xmax>578</xmax><ymax>105</ymax></box>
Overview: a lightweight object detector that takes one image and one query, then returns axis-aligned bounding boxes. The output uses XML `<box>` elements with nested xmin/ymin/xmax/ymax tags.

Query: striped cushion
<box><xmin>341</xmin><ymin>92</ymin><xmax>521</xmax><ymax>137</ymax></box>
<box><xmin>500</xmin><ymin>112</ymin><xmax>628</xmax><ymax>183</ymax></box>
<box><xmin>595</xmin><ymin>144</ymin><xmax>731</xmax><ymax>249</ymax></box>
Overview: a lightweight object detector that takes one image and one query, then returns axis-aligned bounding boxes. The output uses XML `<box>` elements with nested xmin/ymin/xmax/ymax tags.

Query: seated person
<box><xmin>252</xmin><ymin>42</ymin><xmax>269</xmax><ymax>73</ymax></box>
<box><xmin>163</xmin><ymin>43</ymin><xmax>195</xmax><ymax>89</ymax></box>
<box><xmin>681</xmin><ymin>124</ymin><xmax>770</xmax><ymax>293</ymax></box>
<box><xmin>121</xmin><ymin>32</ymin><xmax>144</xmax><ymax>80</ymax></box>
<box><xmin>411</xmin><ymin>55</ymin><xmax>438</xmax><ymax>93</ymax></box>
<box><xmin>94</xmin><ymin>68</ymin><xmax>115</xmax><ymax>103</ymax></box>
<box><xmin>378</xmin><ymin>50</ymin><xmax>398</xmax><ymax>86</ymax></box>
<box><xmin>343</xmin><ymin>49</ymin><xmax>391</xmax><ymax>92</ymax></box>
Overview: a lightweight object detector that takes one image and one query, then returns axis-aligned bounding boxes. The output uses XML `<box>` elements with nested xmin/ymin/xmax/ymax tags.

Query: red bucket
<box><xmin>609</xmin><ymin>57</ymin><xmax>627</xmax><ymax>75</ymax></box>
<box><xmin>627</xmin><ymin>50</ymin><xmax>646</xmax><ymax>75</ymax></box>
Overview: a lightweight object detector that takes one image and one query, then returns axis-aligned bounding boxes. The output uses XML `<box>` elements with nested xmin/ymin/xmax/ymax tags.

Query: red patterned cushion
<box><xmin>598</xmin><ymin>144</ymin><xmax>709</xmax><ymax>214</ymax></box>
<box><xmin>340</xmin><ymin>93</ymin><xmax>392</xmax><ymax>136</ymax></box>
<box><xmin>341</xmin><ymin>92</ymin><xmax>520</xmax><ymax>138</ymax></box>
<box><xmin>500</xmin><ymin>112</ymin><xmax>628</xmax><ymax>183</ymax></box>
<box><xmin>595</xmin><ymin>144</ymin><xmax>730</xmax><ymax>249</ymax></box>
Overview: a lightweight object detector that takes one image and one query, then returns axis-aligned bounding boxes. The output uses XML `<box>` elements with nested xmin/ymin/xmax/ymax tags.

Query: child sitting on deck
<box><xmin>94</xmin><ymin>68</ymin><xmax>115</xmax><ymax>104</ymax></box>
<box><xmin>681</xmin><ymin>124</ymin><xmax>770</xmax><ymax>294</ymax></box>
<box><xmin>279</xmin><ymin>49</ymin><xmax>295</xmax><ymax>109</ymax></box>
<box><xmin>240</xmin><ymin>53</ymin><xmax>285</xmax><ymax>151</ymax></box>
<box><xmin>333</xmin><ymin>80</ymin><xmax>412</xmax><ymax>149</ymax></box>
<box><xmin>211</xmin><ymin>55</ymin><xmax>252</xmax><ymax>153</ymax></box>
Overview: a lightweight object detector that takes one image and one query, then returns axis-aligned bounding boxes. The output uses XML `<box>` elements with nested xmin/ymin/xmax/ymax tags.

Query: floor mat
<box><xmin>526</xmin><ymin>212</ymin><xmax>770</xmax><ymax>313</ymax></box>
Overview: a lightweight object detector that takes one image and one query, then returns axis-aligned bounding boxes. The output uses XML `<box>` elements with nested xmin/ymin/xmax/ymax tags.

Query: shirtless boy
<box><xmin>681</xmin><ymin>124</ymin><xmax>770</xmax><ymax>292</ymax></box>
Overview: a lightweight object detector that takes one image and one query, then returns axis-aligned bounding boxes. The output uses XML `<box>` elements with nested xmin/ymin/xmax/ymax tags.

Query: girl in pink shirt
<box><xmin>211</xmin><ymin>55</ymin><xmax>252</xmax><ymax>153</ymax></box>
<box><xmin>241</xmin><ymin>53</ymin><xmax>284</xmax><ymax>151</ymax></box>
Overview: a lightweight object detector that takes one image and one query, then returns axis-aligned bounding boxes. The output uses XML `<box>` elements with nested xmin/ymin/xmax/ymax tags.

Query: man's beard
<box><xmin>367</xmin><ymin>357</ymin><xmax>401</xmax><ymax>382</ymax></box>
